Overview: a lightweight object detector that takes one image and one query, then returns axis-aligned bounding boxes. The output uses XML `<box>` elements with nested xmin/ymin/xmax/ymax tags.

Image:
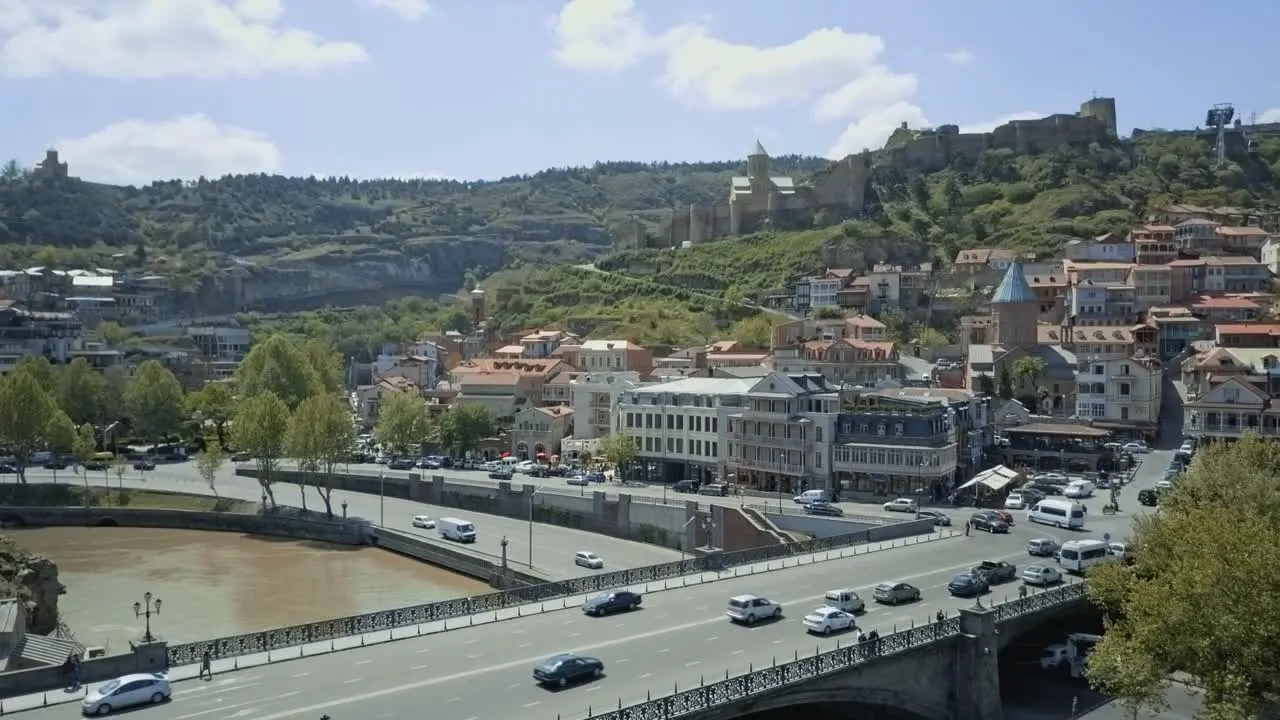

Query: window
<box><xmin>1119</xmin><ymin>383</ymin><xmax>1130</xmax><ymax>397</ymax></box>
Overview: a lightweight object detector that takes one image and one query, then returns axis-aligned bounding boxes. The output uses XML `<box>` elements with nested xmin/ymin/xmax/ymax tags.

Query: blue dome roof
<box><xmin>991</xmin><ymin>262</ymin><xmax>1037</xmax><ymax>304</ymax></box>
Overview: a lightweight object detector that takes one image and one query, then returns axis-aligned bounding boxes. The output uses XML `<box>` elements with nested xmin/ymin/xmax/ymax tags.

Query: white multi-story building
<box><xmin>618</xmin><ymin>376</ymin><xmax>751</xmax><ymax>485</ymax></box>
<box><xmin>1074</xmin><ymin>355</ymin><xmax>1162</xmax><ymax>439</ymax></box>
<box><xmin>561</xmin><ymin>371</ymin><xmax>642</xmax><ymax>458</ymax></box>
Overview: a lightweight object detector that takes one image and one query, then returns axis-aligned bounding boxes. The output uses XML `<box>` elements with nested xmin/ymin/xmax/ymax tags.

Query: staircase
<box><xmin>739</xmin><ymin>506</ymin><xmax>799</xmax><ymax>545</ymax></box>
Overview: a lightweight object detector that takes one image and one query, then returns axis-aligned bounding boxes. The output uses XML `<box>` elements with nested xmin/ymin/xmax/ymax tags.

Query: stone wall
<box><xmin>0</xmin><ymin>538</ymin><xmax>63</xmax><ymax>636</ymax></box>
<box><xmin>762</xmin><ymin>511</ymin><xmax>936</xmax><ymax>541</ymax></box>
<box><xmin>369</xmin><ymin>528</ymin><xmax>546</xmax><ymax>588</ymax></box>
<box><xmin>0</xmin><ymin>507</ymin><xmax>370</xmax><ymax>547</ymax></box>
<box><xmin>0</xmin><ymin>641</ymin><xmax>167</xmax><ymax>700</ymax></box>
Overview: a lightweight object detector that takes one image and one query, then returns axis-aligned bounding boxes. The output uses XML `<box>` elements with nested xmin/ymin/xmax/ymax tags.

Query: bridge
<box><xmin>3</xmin><ymin>535</ymin><xmax>1098</xmax><ymax>720</ymax></box>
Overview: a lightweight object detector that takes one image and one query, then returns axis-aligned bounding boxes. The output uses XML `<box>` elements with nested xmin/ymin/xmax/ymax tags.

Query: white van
<box><xmin>1058</xmin><ymin>539</ymin><xmax>1110</xmax><ymax>574</ymax></box>
<box><xmin>1028</xmin><ymin>499</ymin><xmax>1086</xmax><ymax>529</ymax></box>
<box><xmin>437</xmin><ymin>517</ymin><xmax>477</xmax><ymax>543</ymax></box>
<box><xmin>1063</xmin><ymin>480</ymin><xmax>1095</xmax><ymax>499</ymax></box>
<box><xmin>793</xmin><ymin>489</ymin><xmax>827</xmax><ymax>504</ymax></box>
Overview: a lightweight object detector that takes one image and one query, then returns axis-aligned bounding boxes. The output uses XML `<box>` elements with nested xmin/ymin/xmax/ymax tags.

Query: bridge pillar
<box><xmin>953</xmin><ymin>606</ymin><xmax>1002</xmax><ymax>720</ymax></box>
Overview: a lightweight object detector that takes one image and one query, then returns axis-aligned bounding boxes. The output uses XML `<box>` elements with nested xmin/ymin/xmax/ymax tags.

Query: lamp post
<box><xmin>528</xmin><ymin>484</ymin><xmax>544</xmax><ymax>568</ymax></box>
<box><xmin>341</xmin><ymin>499</ymin><xmax>348</xmax><ymax>519</ymax></box>
<box><xmin>133</xmin><ymin>592</ymin><xmax>161</xmax><ymax>643</ymax></box>
<box><xmin>500</xmin><ymin>535</ymin><xmax>509</xmax><ymax>569</ymax></box>
<box><xmin>379</xmin><ymin>470</ymin><xmax>385</xmax><ymax>527</ymax></box>
<box><xmin>679</xmin><ymin>515</ymin><xmax>698</xmax><ymax>567</ymax></box>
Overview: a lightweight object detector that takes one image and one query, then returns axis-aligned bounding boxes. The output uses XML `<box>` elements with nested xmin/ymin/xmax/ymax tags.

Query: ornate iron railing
<box><xmin>166</xmin><ymin>524</ymin><xmax>944</xmax><ymax>666</ymax></box>
<box><xmin>570</xmin><ymin>582</ymin><xmax>1089</xmax><ymax>720</ymax></box>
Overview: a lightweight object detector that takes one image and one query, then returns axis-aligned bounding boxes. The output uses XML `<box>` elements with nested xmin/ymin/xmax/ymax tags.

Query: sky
<box><xmin>4</xmin><ymin>0</ymin><xmax>1280</xmax><ymax>186</ymax></box>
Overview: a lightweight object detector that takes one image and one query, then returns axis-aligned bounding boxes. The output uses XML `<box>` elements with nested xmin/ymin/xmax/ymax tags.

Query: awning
<box><xmin>958</xmin><ymin>465</ymin><xmax>1022</xmax><ymax>492</ymax></box>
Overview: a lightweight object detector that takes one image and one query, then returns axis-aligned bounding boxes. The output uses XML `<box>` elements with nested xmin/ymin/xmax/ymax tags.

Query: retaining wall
<box><xmin>0</xmin><ymin>641</ymin><xmax>167</xmax><ymax>700</ymax></box>
<box><xmin>369</xmin><ymin>528</ymin><xmax>546</xmax><ymax>588</ymax></box>
<box><xmin>0</xmin><ymin>506</ymin><xmax>370</xmax><ymax>545</ymax></box>
<box><xmin>764</xmin><ymin>511</ymin><xmax>937</xmax><ymax>541</ymax></box>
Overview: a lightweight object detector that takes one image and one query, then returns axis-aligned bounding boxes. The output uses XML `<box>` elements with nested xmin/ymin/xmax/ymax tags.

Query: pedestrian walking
<box><xmin>62</xmin><ymin>655</ymin><xmax>76</xmax><ymax>689</ymax></box>
<box><xmin>70</xmin><ymin>653</ymin><xmax>82</xmax><ymax>688</ymax></box>
<box><xmin>964</xmin><ymin>522</ymin><xmax>970</xmax><ymax>536</ymax></box>
<box><xmin>200</xmin><ymin>648</ymin><xmax>213</xmax><ymax>680</ymax></box>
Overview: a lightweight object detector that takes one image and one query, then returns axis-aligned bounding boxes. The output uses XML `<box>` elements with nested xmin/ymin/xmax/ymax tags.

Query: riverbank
<box><xmin>0</xmin><ymin>483</ymin><xmax>253</xmax><ymax>512</ymax></box>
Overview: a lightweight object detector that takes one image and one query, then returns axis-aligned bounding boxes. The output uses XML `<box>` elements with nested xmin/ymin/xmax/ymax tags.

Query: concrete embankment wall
<box><xmin>0</xmin><ymin>641</ymin><xmax>169</xmax><ymax>700</ymax></box>
<box><xmin>369</xmin><ymin>527</ymin><xmax>546</xmax><ymax>588</ymax></box>
<box><xmin>762</xmin><ymin>509</ymin><xmax>937</xmax><ymax>541</ymax></box>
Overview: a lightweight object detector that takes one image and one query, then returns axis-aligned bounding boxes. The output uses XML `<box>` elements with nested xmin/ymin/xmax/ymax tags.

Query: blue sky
<box><xmin>4</xmin><ymin>0</ymin><xmax>1280</xmax><ymax>185</ymax></box>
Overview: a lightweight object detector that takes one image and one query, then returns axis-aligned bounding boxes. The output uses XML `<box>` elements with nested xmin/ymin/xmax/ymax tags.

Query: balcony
<box><xmin>729</xmin><ymin>456</ymin><xmax>806</xmax><ymax>476</ymax></box>
<box><xmin>731</xmin><ymin>429</ymin><xmax>809</xmax><ymax>449</ymax></box>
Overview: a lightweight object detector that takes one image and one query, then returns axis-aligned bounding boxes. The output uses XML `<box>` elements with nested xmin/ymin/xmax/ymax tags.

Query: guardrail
<box><xmin>566</xmin><ymin>582</ymin><xmax>1090</xmax><ymax>720</ymax></box>
<box><xmin>165</xmin><ymin>523</ymin><xmax>938</xmax><ymax>667</ymax></box>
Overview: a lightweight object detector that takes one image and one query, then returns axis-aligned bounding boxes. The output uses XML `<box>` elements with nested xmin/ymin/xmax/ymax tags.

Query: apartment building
<box><xmin>510</xmin><ymin>406</ymin><xmax>574</xmax><ymax>459</ymax></box>
<box><xmin>186</xmin><ymin>325</ymin><xmax>251</xmax><ymax>362</ymax></box>
<box><xmin>572</xmin><ymin>340</ymin><xmax>653</xmax><ymax>375</ymax></box>
<box><xmin>567</xmin><ymin>370</ymin><xmax>642</xmax><ymax>444</ymax></box>
<box><xmin>1181</xmin><ymin>346</ymin><xmax>1280</xmax><ymax>442</ymax></box>
<box><xmin>771</xmin><ymin>338</ymin><xmax>900</xmax><ymax>385</ymax></box>
<box><xmin>724</xmin><ymin>373</ymin><xmax>841</xmax><ymax>494</ymax></box>
<box><xmin>1131</xmin><ymin>224</ymin><xmax>1178</xmax><ymax>265</ymax></box>
<box><xmin>1073</xmin><ymin>353</ymin><xmax>1162</xmax><ymax>441</ymax></box>
<box><xmin>1168</xmin><ymin>256</ymin><xmax>1271</xmax><ymax>301</ymax></box>
<box><xmin>618</xmin><ymin>376</ymin><xmax>744</xmax><ymax>485</ymax></box>
<box><xmin>449</xmin><ymin>358</ymin><xmax>564</xmax><ymax>424</ymax></box>
<box><xmin>1064</xmin><ymin>233</ymin><xmax>1135</xmax><ymax>263</ymax></box>
<box><xmin>832</xmin><ymin>388</ymin><xmax>964</xmax><ymax>500</ymax></box>
<box><xmin>0</xmin><ymin>301</ymin><xmax>83</xmax><ymax>374</ymax></box>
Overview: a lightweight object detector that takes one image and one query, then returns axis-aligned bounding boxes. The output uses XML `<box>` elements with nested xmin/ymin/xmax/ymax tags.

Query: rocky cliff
<box><xmin>0</xmin><ymin>537</ymin><xmax>64</xmax><ymax>635</ymax></box>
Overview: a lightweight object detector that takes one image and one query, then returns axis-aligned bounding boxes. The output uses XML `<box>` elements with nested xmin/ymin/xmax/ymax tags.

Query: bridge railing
<box><xmin>166</xmin><ymin>525</ymin><xmax>951</xmax><ymax>666</ymax></box>
<box><xmin>567</xmin><ymin>582</ymin><xmax>1090</xmax><ymax>720</ymax></box>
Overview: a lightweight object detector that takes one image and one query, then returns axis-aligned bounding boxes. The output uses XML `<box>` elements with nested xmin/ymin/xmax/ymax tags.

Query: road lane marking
<box><xmin>411</xmin><ymin>665</ymin><xmax>428</xmax><ymax>670</ymax></box>
<box><xmin>356</xmin><ymin>659</ymin><xmax>373</xmax><ymax>665</ymax></box>
<box><xmin>277</xmin><ymin>691</ymin><xmax>299</xmax><ymax>699</ymax></box>
<box><xmin>172</xmin><ymin>698</ymin><xmax>265</xmax><ymax>720</ymax></box>
<box><xmin>639</xmin><ymin>673</ymin><xmax>654</xmax><ymax>679</ymax></box>
<box><xmin>518</xmin><ymin>642</ymin><xmax>531</xmax><ymax>648</ymax></box>
<box><xmin>291</xmin><ymin>673</ymin><xmax>310</xmax><ymax>679</ymax></box>
<box><xmin>464</xmin><ymin>639</ymin><xmax>479</xmax><ymax>645</ymax></box>
<box><xmin>730</xmin><ymin>649</ymin><xmax>744</xmax><ymax>655</ymax></box>
<box><xmin>706</xmin><ymin>636</ymin><xmax>718</xmax><ymax>641</ymax></box>
<box><xmin>466</xmin><ymin>653</ymin><xmax>482</xmax><ymax>659</ymax></box>
<box><xmin>615</xmin><ymin>658</ymin><xmax>630</xmax><ymax>663</ymax></box>
<box><xmin>343</xmin><ymin>678</ymin><xmax>362</xmax><ymax>684</ymax></box>
<box><xmin>685</xmin><ymin>661</ymin><xmax>701</xmax><ymax>667</ymax></box>
<box><xmin>523</xmin><ymin>701</ymin><xmax>542</xmax><ymax>707</ymax></box>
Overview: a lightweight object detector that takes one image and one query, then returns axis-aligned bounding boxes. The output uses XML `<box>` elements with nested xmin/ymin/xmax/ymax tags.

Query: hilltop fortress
<box><xmin>616</xmin><ymin>96</ymin><xmax>1119</xmax><ymax>251</ymax></box>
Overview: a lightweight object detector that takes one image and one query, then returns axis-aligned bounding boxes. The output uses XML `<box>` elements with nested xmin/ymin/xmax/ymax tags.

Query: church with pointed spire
<box><xmin>965</xmin><ymin>261</ymin><xmax>1079</xmax><ymax>414</ymax></box>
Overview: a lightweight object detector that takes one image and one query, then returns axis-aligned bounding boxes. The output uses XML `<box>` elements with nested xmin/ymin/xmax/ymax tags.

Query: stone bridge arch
<box><xmin>997</xmin><ymin>601</ymin><xmax>1102</xmax><ymax>653</ymax></box>
<box><xmin>714</xmin><ymin>684</ymin><xmax>952</xmax><ymax>720</ymax></box>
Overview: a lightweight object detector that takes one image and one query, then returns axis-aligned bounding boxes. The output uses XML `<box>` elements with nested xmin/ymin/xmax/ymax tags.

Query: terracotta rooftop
<box><xmin>1192</xmin><ymin>297</ymin><xmax>1260</xmax><ymax>309</ymax></box>
<box><xmin>1216</xmin><ymin>323</ymin><xmax>1280</xmax><ymax>336</ymax></box>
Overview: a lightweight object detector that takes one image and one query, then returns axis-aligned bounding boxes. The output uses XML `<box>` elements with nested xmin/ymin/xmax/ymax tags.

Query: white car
<box><xmin>412</xmin><ymin>515</ymin><xmax>435</xmax><ymax>529</ymax></box>
<box><xmin>516</xmin><ymin>460</ymin><xmax>537</xmax><ymax>473</ymax></box>
<box><xmin>574</xmin><ymin>551</ymin><xmax>604</xmax><ymax>569</ymax></box>
<box><xmin>1021</xmin><ymin>565</ymin><xmax>1063</xmax><ymax>586</ymax></box>
<box><xmin>802</xmin><ymin>606</ymin><xmax>856</xmax><ymax>635</ymax></box>
<box><xmin>1121</xmin><ymin>442</ymin><xmax>1150</xmax><ymax>454</ymax></box>
<box><xmin>82</xmin><ymin>673</ymin><xmax>172</xmax><ymax>715</ymax></box>
<box><xmin>1004</xmin><ymin>493</ymin><xmax>1027</xmax><ymax>510</ymax></box>
<box><xmin>1033</xmin><ymin>472</ymin><xmax>1069</xmax><ymax>483</ymax></box>
<box><xmin>726</xmin><ymin>595</ymin><xmax>783</xmax><ymax>624</ymax></box>
<box><xmin>882</xmin><ymin>498</ymin><xmax>919</xmax><ymax>513</ymax></box>
<box><xmin>1155</xmin><ymin>480</ymin><xmax>1174</xmax><ymax>492</ymax></box>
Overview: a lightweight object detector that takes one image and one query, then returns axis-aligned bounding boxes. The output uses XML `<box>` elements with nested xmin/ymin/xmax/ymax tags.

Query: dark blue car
<box><xmin>947</xmin><ymin>572</ymin><xmax>989</xmax><ymax>598</ymax></box>
<box><xmin>533</xmin><ymin>653</ymin><xmax>604</xmax><ymax>688</ymax></box>
<box><xmin>582</xmin><ymin>591</ymin><xmax>642</xmax><ymax>616</ymax></box>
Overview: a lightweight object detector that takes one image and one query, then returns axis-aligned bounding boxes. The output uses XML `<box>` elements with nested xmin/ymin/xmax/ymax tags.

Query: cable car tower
<box><xmin>1206</xmin><ymin>103</ymin><xmax>1235</xmax><ymax>166</ymax></box>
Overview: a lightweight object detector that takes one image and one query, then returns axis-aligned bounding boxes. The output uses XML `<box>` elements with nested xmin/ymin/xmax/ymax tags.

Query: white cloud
<box><xmin>551</xmin><ymin>1</ymin><xmax>929</xmax><ymax>158</ymax></box>
<box><xmin>1260</xmin><ymin>108</ymin><xmax>1280</xmax><ymax>124</ymax></box>
<box><xmin>0</xmin><ymin>0</ymin><xmax>368</xmax><ymax>80</ymax></box>
<box><xmin>362</xmin><ymin>0</ymin><xmax>431</xmax><ymax>22</ymax></box>
<box><xmin>552</xmin><ymin>0</ymin><xmax>654</xmax><ymax>72</ymax></box>
<box><xmin>943</xmin><ymin>48</ymin><xmax>974</xmax><ymax>65</ymax></box>
<box><xmin>55</xmin><ymin>116</ymin><xmax>283</xmax><ymax>185</ymax></box>
<box><xmin>960</xmin><ymin>112</ymin><xmax>1044</xmax><ymax>134</ymax></box>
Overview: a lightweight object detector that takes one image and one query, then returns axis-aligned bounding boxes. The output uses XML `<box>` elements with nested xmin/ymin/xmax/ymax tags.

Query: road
<box><xmin>21</xmin><ymin>464</ymin><xmax>683</xmax><ymax>580</ymax></box>
<box><xmin>14</xmin><ymin>451</ymin><xmax>1171</xmax><ymax>720</ymax></box>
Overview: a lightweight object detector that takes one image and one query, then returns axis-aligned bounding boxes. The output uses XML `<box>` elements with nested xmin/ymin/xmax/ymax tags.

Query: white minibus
<box><xmin>1028</xmin><ymin>498</ymin><xmax>1087</xmax><ymax>529</ymax></box>
<box><xmin>1058</xmin><ymin>539</ymin><xmax>1110</xmax><ymax>574</ymax></box>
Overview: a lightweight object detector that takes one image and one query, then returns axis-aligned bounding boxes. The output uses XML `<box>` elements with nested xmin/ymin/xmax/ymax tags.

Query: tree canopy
<box><xmin>124</xmin><ymin>360</ymin><xmax>186</xmax><ymax>443</ymax></box>
<box><xmin>285</xmin><ymin>393</ymin><xmax>354</xmax><ymax>516</ymax></box>
<box><xmin>436</xmin><ymin>404</ymin><xmax>494</xmax><ymax>456</ymax></box>
<box><xmin>231</xmin><ymin>391</ymin><xmax>291</xmax><ymax>507</ymax></box>
<box><xmin>374</xmin><ymin>392</ymin><xmax>433</xmax><ymax>456</ymax></box>
<box><xmin>1086</xmin><ymin>435</ymin><xmax>1280</xmax><ymax>719</ymax></box>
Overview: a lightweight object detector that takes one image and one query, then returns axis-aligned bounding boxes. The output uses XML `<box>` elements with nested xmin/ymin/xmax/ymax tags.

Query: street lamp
<box><xmin>378</xmin><ymin>470</ymin><xmax>386</xmax><ymax>527</ymax></box>
<box><xmin>679</xmin><ymin>515</ymin><xmax>698</xmax><ymax>567</ymax></box>
<box><xmin>133</xmin><ymin>592</ymin><xmax>161</xmax><ymax>643</ymax></box>
<box><xmin>500</xmin><ymin>536</ymin><xmax>509</xmax><ymax>569</ymax></box>
<box><xmin>341</xmin><ymin>499</ymin><xmax>348</xmax><ymax>519</ymax></box>
<box><xmin>528</xmin><ymin>484</ymin><xmax>544</xmax><ymax>568</ymax></box>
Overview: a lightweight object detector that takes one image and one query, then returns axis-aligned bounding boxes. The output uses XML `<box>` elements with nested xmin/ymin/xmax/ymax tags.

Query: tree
<box><xmin>915</xmin><ymin>327</ymin><xmax>948</xmax><ymax>349</ymax></box>
<box><xmin>1086</xmin><ymin>436</ymin><xmax>1280</xmax><ymax>719</ymax></box>
<box><xmin>58</xmin><ymin>357</ymin><xmax>109</xmax><ymax>426</ymax></box>
<box><xmin>236</xmin><ymin>335</ymin><xmax>324</xmax><ymax>410</ymax></box>
<box><xmin>14</xmin><ymin>356</ymin><xmax>58</xmax><ymax>396</ymax></box>
<box><xmin>124</xmin><ymin>360</ymin><xmax>186</xmax><ymax>444</ymax></box>
<box><xmin>0</xmin><ymin>159</ymin><xmax>24</xmax><ymax>182</ymax></box>
<box><xmin>436</xmin><ymin>403</ymin><xmax>494</xmax><ymax>457</ymax></box>
<box><xmin>71</xmin><ymin>423</ymin><xmax>97</xmax><ymax>477</ymax></box>
<box><xmin>976</xmin><ymin>373</ymin><xmax>996</xmax><ymax>397</ymax></box>
<box><xmin>187</xmin><ymin>382</ymin><xmax>235</xmax><ymax>446</ymax></box>
<box><xmin>44</xmin><ymin>410</ymin><xmax>76</xmax><ymax>484</ymax></box>
<box><xmin>0</xmin><ymin>370</ymin><xmax>58</xmax><ymax>482</ymax></box>
<box><xmin>285</xmin><ymin>393</ymin><xmax>354</xmax><ymax>516</ymax></box>
<box><xmin>299</xmin><ymin>340</ymin><xmax>344</xmax><ymax>395</ymax></box>
<box><xmin>231</xmin><ymin>391</ymin><xmax>290</xmax><ymax>508</ymax></box>
<box><xmin>1011</xmin><ymin>356</ymin><xmax>1048</xmax><ymax>394</ymax></box>
<box><xmin>996</xmin><ymin>367</ymin><xmax>1014</xmax><ymax>400</ymax></box>
<box><xmin>602</xmin><ymin>432</ymin><xmax>637</xmax><ymax>474</ymax></box>
<box><xmin>374</xmin><ymin>392</ymin><xmax>432</xmax><ymax>456</ymax></box>
<box><xmin>196</xmin><ymin>438</ymin><xmax>225</xmax><ymax>499</ymax></box>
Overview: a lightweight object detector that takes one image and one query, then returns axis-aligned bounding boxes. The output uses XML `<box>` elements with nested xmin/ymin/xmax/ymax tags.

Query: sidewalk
<box><xmin>0</xmin><ymin>530</ymin><xmax>958</xmax><ymax>714</ymax></box>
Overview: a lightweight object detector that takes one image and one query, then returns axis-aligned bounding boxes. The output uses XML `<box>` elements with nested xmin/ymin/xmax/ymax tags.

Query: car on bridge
<box><xmin>411</xmin><ymin>515</ymin><xmax>436</xmax><ymax>529</ymax></box>
<box><xmin>1021</xmin><ymin>564</ymin><xmax>1063</xmax><ymax>586</ymax></box>
<box><xmin>803</xmin><ymin>501</ymin><xmax>843</xmax><ymax>517</ymax></box>
<box><xmin>574</xmin><ymin>551</ymin><xmax>604</xmax><ymax>569</ymax></box>
<box><xmin>802</xmin><ymin>607</ymin><xmax>856</xmax><ymax>635</ymax></box>
<box><xmin>81</xmin><ymin>673</ymin><xmax>172</xmax><ymax>715</ymax></box>
<box><xmin>726</xmin><ymin>595</ymin><xmax>783</xmax><ymax>624</ymax></box>
<box><xmin>872</xmin><ymin>581</ymin><xmax>921</xmax><ymax>605</ymax></box>
<box><xmin>532</xmin><ymin>653</ymin><xmax>604</xmax><ymax>688</ymax></box>
<box><xmin>947</xmin><ymin>572</ymin><xmax>989</xmax><ymax>598</ymax></box>
<box><xmin>582</xmin><ymin>590</ymin><xmax>642</xmax><ymax>616</ymax></box>
<box><xmin>973</xmin><ymin>560</ymin><xmax>1018</xmax><ymax>584</ymax></box>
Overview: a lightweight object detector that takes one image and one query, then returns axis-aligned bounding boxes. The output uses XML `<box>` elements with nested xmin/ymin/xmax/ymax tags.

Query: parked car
<box><xmin>81</xmin><ymin>673</ymin><xmax>172</xmax><ymax>715</ymax></box>
<box><xmin>132</xmin><ymin>458</ymin><xmax>156</xmax><ymax>471</ymax></box>
<box><xmin>882</xmin><ymin>498</ymin><xmax>919</xmax><ymax>513</ymax></box>
<box><xmin>0</xmin><ymin>464</ymin><xmax>15</xmax><ymax>474</ymax></box>
<box><xmin>566</xmin><ymin>474</ymin><xmax>589</xmax><ymax>486</ymax></box>
<box><xmin>387</xmin><ymin>458</ymin><xmax>415</xmax><ymax>470</ymax></box>
<box><xmin>230</xmin><ymin>452</ymin><xmax>251</xmax><ymax>462</ymax></box>
<box><xmin>532</xmin><ymin>653</ymin><xmax>604</xmax><ymax>688</ymax></box>
<box><xmin>1003</xmin><ymin>492</ymin><xmax>1028</xmax><ymax>510</ymax></box>
<box><xmin>802</xmin><ymin>607</ymin><xmax>856</xmax><ymax>635</ymax></box>
<box><xmin>947</xmin><ymin>572</ymin><xmax>989</xmax><ymax>598</ymax></box>
<box><xmin>915</xmin><ymin>509</ymin><xmax>952</xmax><ymax>526</ymax></box>
<box><xmin>42</xmin><ymin>458</ymin><xmax>68</xmax><ymax>470</ymax></box>
<box><xmin>1032</xmin><ymin>472</ymin><xmax>1069</xmax><ymax>484</ymax></box>
<box><xmin>1026</xmin><ymin>537</ymin><xmax>1060</xmax><ymax>557</ymax></box>
<box><xmin>1021</xmin><ymin>564</ymin><xmax>1063</xmax><ymax>586</ymax></box>
<box><xmin>574</xmin><ymin>551</ymin><xmax>604</xmax><ymax>569</ymax></box>
<box><xmin>803</xmin><ymin>501</ymin><xmax>843</xmax><ymax>517</ymax></box>
<box><xmin>411</xmin><ymin>515</ymin><xmax>435</xmax><ymax>529</ymax></box>
<box><xmin>968</xmin><ymin>511</ymin><xmax>1009</xmax><ymax>534</ymax></box>
<box><xmin>872</xmin><ymin>581</ymin><xmax>921</xmax><ymax>605</ymax></box>
<box><xmin>671</xmin><ymin>480</ymin><xmax>699</xmax><ymax>493</ymax></box>
<box><xmin>1122</xmin><ymin>442</ymin><xmax>1151</xmax><ymax>454</ymax></box>
<box><xmin>726</xmin><ymin>595</ymin><xmax>783</xmax><ymax>624</ymax></box>
<box><xmin>489</xmin><ymin>469</ymin><xmax>514</xmax><ymax>481</ymax></box>
<box><xmin>698</xmin><ymin>483</ymin><xmax>728</xmax><ymax>496</ymax></box>
<box><xmin>582</xmin><ymin>591</ymin><xmax>641</xmax><ymax>616</ymax></box>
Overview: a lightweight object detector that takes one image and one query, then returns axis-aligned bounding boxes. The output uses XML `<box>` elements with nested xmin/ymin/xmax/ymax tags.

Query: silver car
<box><xmin>82</xmin><ymin>673</ymin><xmax>171</xmax><ymax>715</ymax></box>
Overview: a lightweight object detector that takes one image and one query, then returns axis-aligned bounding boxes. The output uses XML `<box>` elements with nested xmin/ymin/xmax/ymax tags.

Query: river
<box><xmin>5</xmin><ymin>527</ymin><xmax>489</xmax><ymax>654</ymax></box>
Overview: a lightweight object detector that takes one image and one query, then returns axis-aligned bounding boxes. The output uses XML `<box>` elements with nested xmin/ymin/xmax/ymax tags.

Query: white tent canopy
<box><xmin>958</xmin><ymin>465</ymin><xmax>1022</xmax><ymax>493</ymax></box>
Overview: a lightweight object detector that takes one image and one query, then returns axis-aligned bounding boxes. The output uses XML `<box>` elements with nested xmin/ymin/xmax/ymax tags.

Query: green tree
<box><xmin>97</xmin><ymin>321</ymin><xmax>131</xmax><ymax>346</ymax></box>
<box><xmin>977</xmin><ymin>373</ymin><xmax>996</xmax><ymax>397</ymax></box>
<box><xmin>374</xmin><ymin>392</ymin><xmax>432</xmax><ymax>456</ymax></box>
<box><xmin>285</xmin><ymin>393</ymin><xmax>354</xmax><ymax>516</ymax></box>
<box><xmin>916</xmin><ymin>327</ymin><xmax>949</xmax><ymax>348</ymax></box>
<box><xmin>58</xmin><ymin>357</ymin><xmax>109</xmax><ymax>426</ymax></box>
<box><xmin>187</xmin><ymin>382</ymin><xmax>235</xmax><ymax>446</ymax></box>
<box><xmin>299</xmin><ymin>340</ymin><xmax>344</xmax><ymax>395</ymax></box>
<box><xmin>0</xmin><ymin>159</ymin><xmax>23</xmax><ymax>182</ymax></box>
<box><xmin>14</xmin><ymin>356</ymin><xmax>58</xmax><ymax>396</ymax></box>
<box><xmin>436</xmin><ymin>403</ymin><xmax>494</xmax><ymax>457</ymax></box>
<box><xmin>71</xmin><ymin>423</ymin><xmax>97</xmax><ymax>476</ymax></box>
<box><xmin>196</xmin><ymin>438</ymin><xmax>225</xmax><ymax>499</ymax></box>
<box><xmin>1086</xmin><ymin>436</ymin><xmax>1280</xmax><ymax>719</ymax></box>
<box><xmin>236</xmin><ymin>335</ymin><xmax>324</xmax><ymax>410</ymax></box>
<box><xmin>0</xmin><ymin>370</ymin><xmax>58</xmax><ymax>482</ymax></box>
<box><xmin>231</xmin><ymin>391</ymin><xmax>290</xmax><ymax>508</ymax></box>
<box><xmin>996</xmin><ymin>367</ymin><xmax>1014</xmax><ymax>400</ymax></box>
<box><xmin>1011</xmin><ymin>356</ymin><xmax>1048</xmax><ymax>394</ymax></box>
<box><xmin>45</xmin><ymin>410</ymin><xmax>76</xmax><ymax>455</ymax></box>
<box><xmin>124</xmin><ymin>360</ymin><xmax>186</xmax><ymax>444</ymax></box>
<box><xmin>602</xmin><ymin>431</ymin><xmax>637</xmax><ymax>474</ymax></box>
